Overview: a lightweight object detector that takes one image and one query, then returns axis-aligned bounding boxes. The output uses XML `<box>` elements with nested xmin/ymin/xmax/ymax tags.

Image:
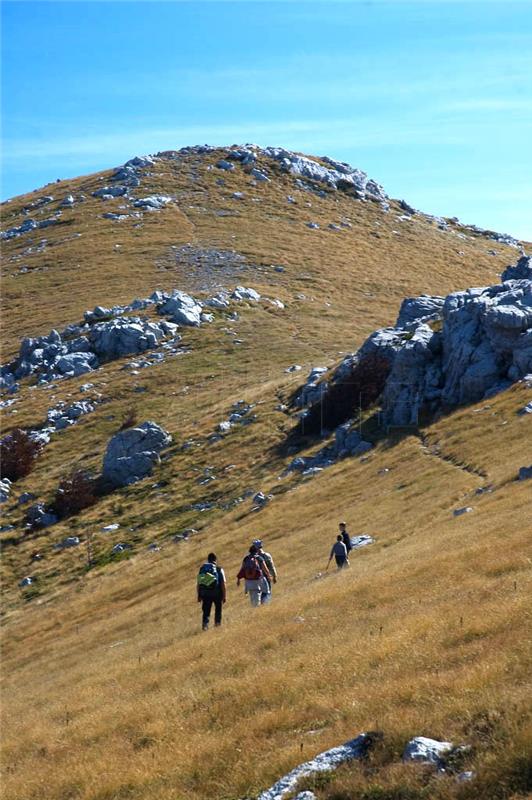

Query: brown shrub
<box><xmin>119</xmin><ymin>406</ymin><xmax>138</xmax><ymax>431</ymax></box>
<box><xmin>53</xmin><ymin>469</ymin><xmax>96</xmax><ymax>518</ymax></box>
<box><xmin>0</xmin><ymin>428</ymin><xmax>43</xmax><ymax>481</ymax></box>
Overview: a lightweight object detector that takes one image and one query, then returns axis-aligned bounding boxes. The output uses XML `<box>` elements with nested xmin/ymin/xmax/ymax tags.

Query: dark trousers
<box><xmin>335</xmin><ymin>555</ymin><xmax>347</xmax><ymax>569</ymax></box>
<box><xmin>201</xmin><ymin>594</ymin><xmax>223</xmax><ymax>628</ymax></box>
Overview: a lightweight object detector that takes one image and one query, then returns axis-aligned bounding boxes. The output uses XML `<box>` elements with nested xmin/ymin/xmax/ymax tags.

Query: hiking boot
<box><xmin>202</xmin><ymin>623</ymin><xmax>209</xmax><ymax>631</ymax></box>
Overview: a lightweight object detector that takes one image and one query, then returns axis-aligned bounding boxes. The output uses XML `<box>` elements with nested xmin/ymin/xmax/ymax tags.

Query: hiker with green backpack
<box><xmin>197</xmin><ymin>552</ymin><xmax>226</xmax><ymax>630</ymax></box>
<box><xmin>237</xmin><ymin>544</ymin><xmax>271</xmax><ymax>607</ymax></box>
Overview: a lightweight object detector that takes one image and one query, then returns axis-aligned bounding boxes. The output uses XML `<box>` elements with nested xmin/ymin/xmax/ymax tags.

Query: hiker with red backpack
<box><xmin>252</xmin><ymin>539</ymin><xmax>278</xmax><ymax>604</ymax></box>
<box><xmin>237</xmin><ymin>544</ymin><xmax>271</xmax><ymax>607</ymax></box>
<box><xmin>197</xmin><ymin>552</ymin><xmax>226</xmax><ymax>630</ymax></box>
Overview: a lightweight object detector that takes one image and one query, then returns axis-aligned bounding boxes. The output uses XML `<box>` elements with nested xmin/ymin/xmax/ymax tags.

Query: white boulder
<box><xmin>402</xmin><ymin>736</ymin><xmax>453</xmax><ymax>769</ymax></box>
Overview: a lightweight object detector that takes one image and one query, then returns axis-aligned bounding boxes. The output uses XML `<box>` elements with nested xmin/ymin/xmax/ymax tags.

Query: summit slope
<box><xmin>1</xmin><ymin>146</ymin><xmax>531</xmax><ymax>800</ymax></box>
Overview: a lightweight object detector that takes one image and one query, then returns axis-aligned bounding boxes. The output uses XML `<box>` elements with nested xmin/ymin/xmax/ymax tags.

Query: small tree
<box><xmin>0</xmin><ymin>428</ymin><xmax>43</xmax><ymax>481</ymax></box>
<box><xmin>53</xmin><ymin>469</ymin><xmax>96</xmax><ymax>518</ymax></box>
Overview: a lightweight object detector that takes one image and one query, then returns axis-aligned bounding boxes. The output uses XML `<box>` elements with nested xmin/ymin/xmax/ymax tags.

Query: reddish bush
<box><xmin>297</xmin><ymin>354</ymin><xmax>391</xmax><ymax>437</ymax></box>
<box><xmin>119</xmin><ymin>406</ymin><xmax>138</xmax><ymax>431</ymax></box>
<box><xmin>53</xmin><ymin>469</ymin><xmax>96</xmax><ymax>518</ymax></box>
<box><xmin>0</xmin><ymin>428</ymin><xmax>43</xmax><ymax>482</ymax></box>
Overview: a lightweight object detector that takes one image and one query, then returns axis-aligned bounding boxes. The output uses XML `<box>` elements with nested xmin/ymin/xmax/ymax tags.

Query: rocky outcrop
<box><xmin>102</xmin><ymin>421</ymin><xmax>172</xmax><ymax>487</ymax></box>
<box><xmin>1</xmin><ymin>283</ymin><xmax>263</xmax><ymax>391</ymax></box>
<box><xmin>89</xmin><ymin>317</ymin><xmax>176</xmax><ymax>359</ymax></box>
<box><xmin>1</xmin><ymin>215</ymin><xmax>61</xmax><ymax>240</ymax></box>
<box><xmin>501</xmin><ymin>255</ymin><xmax>532</xmax><ymax>281</ymax></box>
<box><xmin>299</xmin><ymin>257</ymin><xmax>532</xmax><ymax>428</ymax></box>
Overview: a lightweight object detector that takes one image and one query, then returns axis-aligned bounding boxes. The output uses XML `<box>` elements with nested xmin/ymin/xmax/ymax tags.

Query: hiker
<box><xmin>197</xmin><ymin>552</ymin><xmax>226</xmax><ymax>630</ymax></box>
<box><xmin>253</xmin><ymin>539</ymin><xmax>278</xmax><ymax>604</ymax></box>
<box><xmin>339</xmin><ymin>521</ymin><xmax>353</xmax><ymax>555</ymax></box>
<box><xmin>327</xmin><ymin>534</ymin><xmax>349</xmax><ymax>570</ymax></box>
<box><xmin>237</xmin><ymin>544</ymin><xmax>271</xmax><ymax>607</ymax></box>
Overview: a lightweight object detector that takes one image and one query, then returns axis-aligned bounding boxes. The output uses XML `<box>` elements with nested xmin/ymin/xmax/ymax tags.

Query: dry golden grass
<box><xmin>1</xmin><ymin>149</ymin><xmax>531</xmax><ymax>799</ymax></box>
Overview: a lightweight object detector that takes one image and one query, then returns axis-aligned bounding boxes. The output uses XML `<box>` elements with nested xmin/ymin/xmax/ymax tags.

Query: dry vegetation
<box><xmin>1</xmin><ymin>149</ymin><xmax>531</xmax><ymax>799</ymax></box>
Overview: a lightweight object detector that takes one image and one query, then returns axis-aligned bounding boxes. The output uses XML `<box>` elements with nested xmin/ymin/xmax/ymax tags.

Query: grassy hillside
<box><xmin>1</xmin><ymin>148</ymin><xmax>531</xmax><ymax>800</ymax></box>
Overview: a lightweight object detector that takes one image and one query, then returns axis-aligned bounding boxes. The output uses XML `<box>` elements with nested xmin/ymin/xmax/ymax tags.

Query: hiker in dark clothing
<box><xmin>339</xmin><ymin>521</ymin><xmax>353</xmax><ymax>554</ymax></box>
<box><xmin>327</xmin><ymin>535</ymin><xmax>349</xmax><ymax>570</ymax></box>
<box><xmin>197</xmin><ymin>552</ymin><xmax>226</xmax><ymax>630</ymax></box>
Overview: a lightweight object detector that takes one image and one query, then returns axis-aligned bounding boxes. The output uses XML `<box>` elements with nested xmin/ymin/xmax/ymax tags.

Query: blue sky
<box><xmin>2</xmin><ymin>1</ymin><xmax>531</xmax><ymax>239</ymax></box>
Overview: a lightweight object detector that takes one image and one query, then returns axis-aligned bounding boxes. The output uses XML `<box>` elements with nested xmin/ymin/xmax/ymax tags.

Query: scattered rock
<box><xmin>231</xmin><ymin>286</ymin><xmax>260</xmax><ymax>302</ymax></box>
<box><xmin>157</xmin><ymin>290</ymin><xmax>203</xmax><ymax>326</ymax></box>
<box><xmin>402</xmin><ymin>736</ymin><xmax>453</xmax><ymax>770</ymax></box>
<box><xmin>518</xmin><ymin>401</ymin><xmax>532</xmax><ymax>415</ymax></box>
<box><xmin>250</xmin><ymin>168</ymin><xmax>270</xmax><ymax>182</ymax></box>
<box><xmin>102</xmin><ymin>523</ymin><xmax>120</xmax><ymax>532</ymax></box>
<box><xmin>93</xmin><ymin>186</ymin><xmax>128</xmax><ymax>199</ymax></box>
<box><xmin>18</xmin><ymin>491</ymin><xmax>36</xmax><ymax>505</ymax></box>
<box><xmin>133</xmin><ymin>195</ymin><xmax>172</xmax><ymax>210</ymax></box>
<box><xmin>19</xmin><ymin>576</ymin><xmax>34</xmax><ymax>587</ymax></box>
<box><xmin>25</xmin><ymin>503</ymin><xmax>58</xmax><ymax>529</ymax></box>
<box><xmin>112</xmin><ymin>542</ymin><xmax>132</xmax><ymax>553</ymax></box>
<box><xmin>0</xmin><ymin>478</ymin><xmax>12</xmax><ymax>503</ymax></box>
<box><xmin>55</xmin><ymin>536</ymin><xmax>81</xmax><ymax>549</ymax></box>
<box><xmin>518</xmin><ymin>465</ymin><xmax>532</xmax><ymax>480</ymax></box>
<box><xmin>102</xmin><ymin>421</ymin><xmax>172</xmax><ymax>487</ymax></box>
<box><xmin>350</xmin><ymin>534</ymin><xmax>375</xmax><ymax>549</ymax></box>
<box><xmin>257</xmin><ymin>733</ymin><xmax>372</xmax><ymax>800</ymax></box>
<box><xmin>453</xmin><ymin>507</ymin><xmax>474</xmax><ymax>517</ymax></box>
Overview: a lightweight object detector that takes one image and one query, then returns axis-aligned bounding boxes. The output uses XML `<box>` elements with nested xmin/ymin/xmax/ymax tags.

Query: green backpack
<box><xmin>197</xmin><ymin>562</ymin><xmax>219</xmax><ymax>594</ymax></box>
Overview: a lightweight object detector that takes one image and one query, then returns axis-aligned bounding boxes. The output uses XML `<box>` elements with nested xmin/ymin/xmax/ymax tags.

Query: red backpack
<box><xmin>242</xmin><ymin>554</ymin><xmax>262</xmax><ymax>580</ymax></box>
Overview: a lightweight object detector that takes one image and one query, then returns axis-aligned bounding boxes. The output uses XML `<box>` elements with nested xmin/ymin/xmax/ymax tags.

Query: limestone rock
<box><xmin>402</xmin><ymin>736</ymin><xmax>453</xmax><ymax>769</ymax></box>
<box><xmin>133</xmin><ymin>195</ymin><xmax>172</xmax><ymax>210</ymax></box>
<box><xmin>89</xmin><ymin>317</ymin><xmax>169</xmax><ymax>359</ymax></box>
<box><xmin>303</xmin><ymin>257</ymin><xmax>532</xmax><ymax>428</ymax></box>
<box><xmin>501</xmin><ymin>255</ymin><xmax>532</xmax><ymax>282</ymax></box>
<box><xmin>0</xmin><ymin>478</ymin><xmax>11</xmax><ymax>504</ymax></box>
<box><xmin>231</xmin><ymin>286</ymin><xmax>260</xmax><ymax>302</ymax></box>
<box><xmin>102</xmin><ymin>421</ymin><xmax>172</xmax><ymax>487</ymax></box>
<box><xmin>395</xmin><ymin>295</ymin><xmax>445</xmax><ymax>327</ymax></box>
<box><xmin>295</xmin><ymin>366</ymin><xmax>328</xmax><ymax>407</ymax></box>
<box><xmin>257</xmin><ymin>733</ymin><xmax>370</xmax><ymax>800</ymax></box>
<box><xmin>93</xmin><ymin>186</ymin><xmax>128</xmax><ymax>198</ymax></box>
<box><xmin>26</xmin><ymin>503</ymin><xmax>58</xmax><ymax>529</ymax></box>
<box><xmin>157</xmin><ymin>290</ymin><xmax>203</xmax><ymax>326</ymax></box>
